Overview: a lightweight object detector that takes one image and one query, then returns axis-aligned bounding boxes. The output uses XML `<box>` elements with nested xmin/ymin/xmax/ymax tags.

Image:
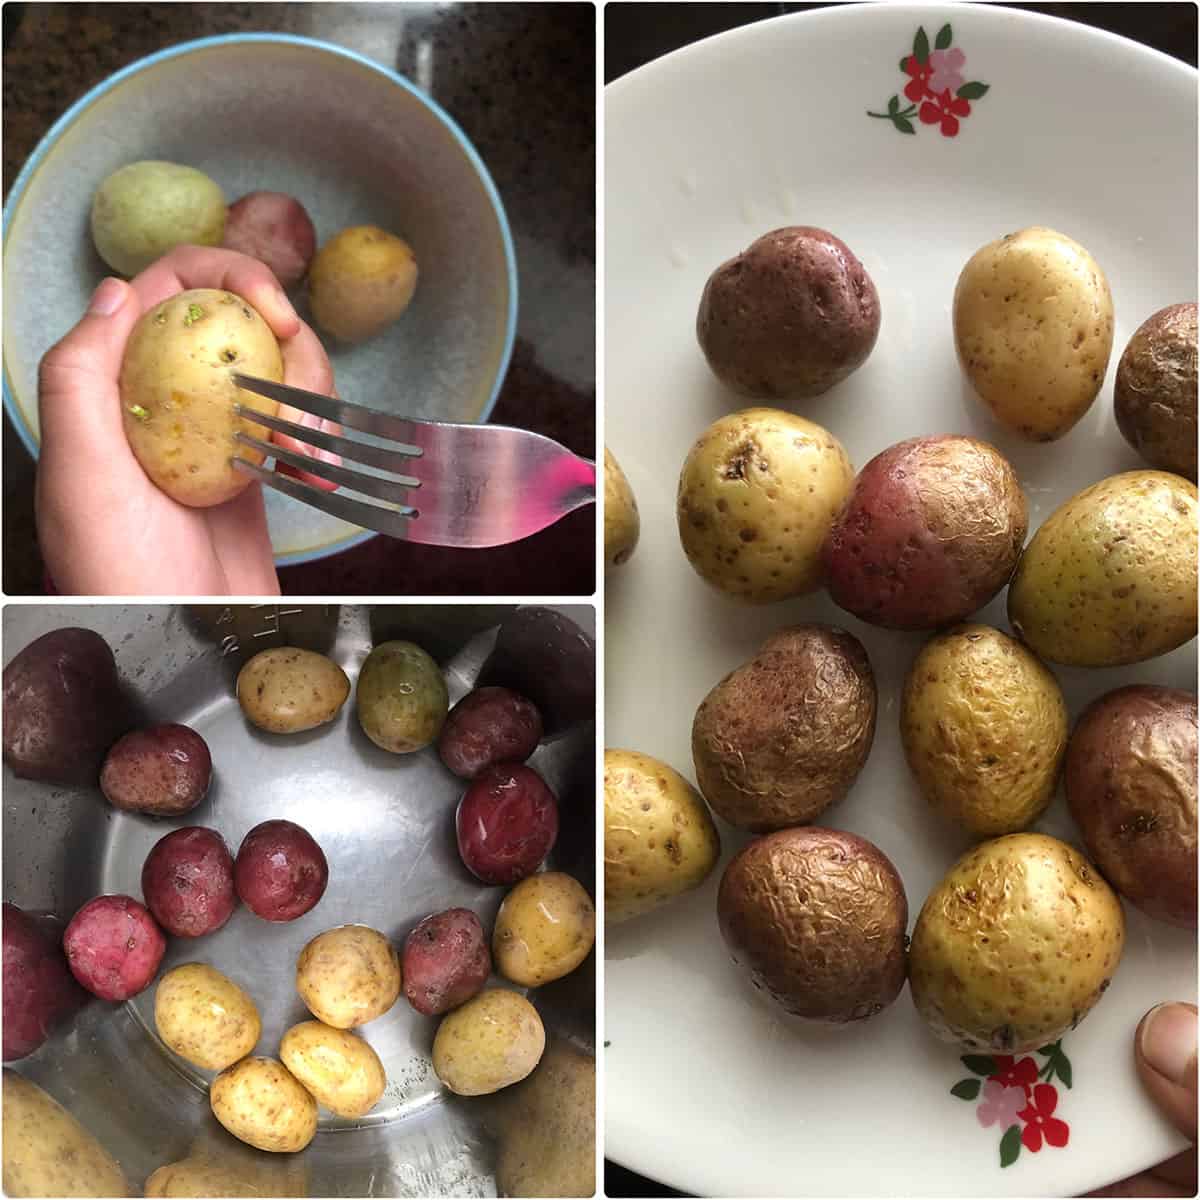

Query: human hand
<box><xmin>36</xmin><ymin>245</ymin><xmax>339</xmax><ymax>596</ymax></box>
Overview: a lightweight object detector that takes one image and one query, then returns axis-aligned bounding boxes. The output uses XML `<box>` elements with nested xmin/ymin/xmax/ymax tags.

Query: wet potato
<box><xmin>431</xmin><ymin>989</ymin><xmax>545</xmax><ymax>1097</ymax></box>
<box><xmin>279</xmin><ymin>1020</ymin><xmax>386</xmax><ymax>1118</ymax></box>
<box><xmin>492</xmin><ymin>873</ymin><xmax>596</xmax><ymax>987</ymax></box>
<box><xmin>356</xmin><ymin>641</ymin><xmax>449</xmax><ymax>754</ymax></box>
<box><xmin>209</xmin><ymin>1057</ymin><xmax>317</xmax><ymax>1153</ymax></box>
<box><xmin>296</xmin><ymin>924</ymin><xmax>401</xmax><ymax>1029</ymax></box>
<box><xmin>154</xmin><ymin>963</ymin><xmax>261</xmax><ymax>1072</ymax></box>
<box><xmin>236</xmin><ymin>648</ymin><xmax>351</xmax><ymax>735</ymax></box>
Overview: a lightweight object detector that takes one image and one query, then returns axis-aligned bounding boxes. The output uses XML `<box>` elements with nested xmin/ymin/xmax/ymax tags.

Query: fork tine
<box><xmin>233</xmin><ymin>433</ymin><xmax>417</xmax><ymax>504</ymax></box>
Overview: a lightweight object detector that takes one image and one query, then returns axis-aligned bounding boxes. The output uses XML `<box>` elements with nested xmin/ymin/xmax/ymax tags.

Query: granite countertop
<box><xmin>2</xmin><ymin>2</ymin><xmax>595</xmax><ymax>596</ymax></box>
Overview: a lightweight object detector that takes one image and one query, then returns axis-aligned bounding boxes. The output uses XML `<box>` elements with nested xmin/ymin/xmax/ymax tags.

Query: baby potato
<box><xmin>209</xmin><ymin>1057</ymin><xmax>317</xmax><ymax>1154</ymax></box>
<box><xmin>144</xmin><ymin>1153</ymin><xmax>305</xmax><ymax>1198</ymax></box>
<box><xmin>954</xmin><ymin>226</ymin><xmax>1114</xmax><ymax>441</ymax></box>
<box><xmin>432</xmin><ymin>989</ymin><xmax>545</xmax><ymax>1096</ymax></box>
<box><xmin>236</xmin><ymin>648</ymin><xmax>350</xmax><ymax>734</ymax></box>
<box><xmin>492</xmin><ymin>873</ymin><xmax>596</xmax><ymax>987</ymax></box>
<box><xmin>356</xmin><ymin>641</ymin><xmax>448</xmax><ymax>754</ymax></box>
<box><xmin>296</xmin><ymin>925</ymin><xmax>401</xmax><ymax>1029</ymax></box>
<box><xmin>154</xmin><ymin>963</ymin><xmax>261</xmax><ymax>1072</ymax></box>
<box><xmin>901</xmin><ymin>625</ymin><xmax>1068</xmax><ymax>837</ymax></box>
<box><xmin>120</xmin><ymin>289</ymin><xmax>282</xmax><ymax>508</ymax></box>
<box><xmin>279</xmin><ymin>1021</ymin><xmax>386</xmax><ymax>1119</ymax></box>
<box><xmin>604</xmin><ymin>748</ymin><xmax>721</xmax><ymax>923</ymax></box>
<box><xmin>677</xmin><ymin>408</ymin><xmax>854</xmax><ymax>604</ymax></box>
<box><xmin>604</xmin><ymin>448</ymin><xmax>640</xmax><ymax>568</ymax></box>
<box><xmin>308</xmin><ymin>226</ymin><xmax>418</xmax><ymax>344</ymax></box>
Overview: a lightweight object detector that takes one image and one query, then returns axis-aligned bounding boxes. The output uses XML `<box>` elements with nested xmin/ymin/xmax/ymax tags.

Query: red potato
<box><xmin>437</xmin><ymin>688</ymin><xmax>544</xmax><ymax>780</ymax></box>
<box><xmin>63</xmin><ymin>895</ymin><xmax>166</xmax><ymax>1001</ymax></box>
<box><xmin>402</xmin><ymin>908</ymin><xmax>491</xmax><ymax>1016</ymax></box>
<box><xmin>222</xmin><ymin>191</ymin><xmax>317</xmax><ymax>289</ymax></box>
<box><xmin>456</xmin><ymin>765</ymin><xmax>559</xmax><ymax>886</ymax></box>
<box><xmin>141</xmin><ymin>826</ymin><xmax>237</xmax><ymax>937</ymax></box>
<box><xmin>100</xmin><ymin>723</ymin><xmax>212</xmax><ymax>816</ymax></box>
<box><xmin>234</xmin><ymin>820</ymin><xmax>328</xmax><ymax>922</ymax></box>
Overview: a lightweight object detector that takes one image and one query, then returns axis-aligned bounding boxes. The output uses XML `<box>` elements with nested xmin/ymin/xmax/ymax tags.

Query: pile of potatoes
<box><xmin>606</xmin><ymin>222</ymin><xmax>1197</xmax><ymax>1052</ymax></box>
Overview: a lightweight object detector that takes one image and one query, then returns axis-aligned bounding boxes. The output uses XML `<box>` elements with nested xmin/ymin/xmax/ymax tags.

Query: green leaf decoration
<box><xmin>913</xmin><ymin>26</ymin><xmax>930</xmax><ymax>64</ymax></box>
<box><xmin>888</xmin><ymin>94</ymin><xmax>899</xmax><ymax>114</ymax></box>
<box><xmin>951</xmin><ymin>1078</ymin><xmax>981</xmax><ymax>1100</ymax></box>
<box><xmin>899</xmin><ymin>55</ymin><xmax>910</xmax><ymax>72</ymax></box>
<box><xmin>894</xmin><ymin>117</ymin><xmax>915</xmax><ymax>134</ymax></box>
<box><xmin>1000</xmin><ymin>1125</ymin><xmax>1022</xmax><ymax>1167</ymax></box>
<box><xmin>1038</xmin><ymin>1043</ymin><xmax>1059</xmax><ymax>1055</ymax></box>
<box><xmin>957</xmin><ymin>81</ymin><xmax>991</xmax><ymax>100</ymax></box>
<box><xmin>935</xmin><ymin>23</ymin><xmax>953</xmax><ymax>49</ymax></box>
<box><xmin>962</xmin><ymin>1054</ymin><xmax>998</xmax><ymax>1076</ymax></box>
<box><xmin>1057</xmin><ymin>1054</ymin><xmax>1073</xmax><ymax>1089</ymax></box>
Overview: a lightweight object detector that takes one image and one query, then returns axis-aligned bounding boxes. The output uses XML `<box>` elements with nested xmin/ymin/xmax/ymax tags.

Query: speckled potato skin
<box><xmin>676</xmin><ymin>409</ymin><xmax>853</xmax><ymax>604</ymax></box>
<box><xmin>822</xmin><ymin>435</ymin><xmax>1028</xmax><ymax>630</ymax></box>
<box><xmin>120</xmin><ymin>289</ymin><xmax>282</xmax><ymax>508</ymax></box>
<box><xmin>717</xmin><ymin>828</ymin><xmax>908</xmax><ymax>1023</ymax></box>
<box><xmin>492</xmin><ymin>873</ymin><xmax>596</xmax><ymax>987</ymax></box>
<box><xmin>308</xmin><ymin>226</ymin><xmax>418</xmax><ymax>344</ymax></box>
<box><xmin>1065</xmin><ymin>686</ymin><xmax>1197</xmax><ymax>928</ymax></box>
<box><xmin>909</xmin><ymin>833</ymin><xmax>1125</xmax><ymax>1052</ymax></box>
<box><xmin>144</xmin><ymin>1154</ymin><xmax>304</xmax><ymax>1198</ymax></box>
<box><xmin>1007</xmin><ymin>470</ymin><xmax>1198</xmax><ymax>666</ymax></box>
<box><xmin>432</xmin><ymin>989</ymin><xmax>545</xmax><ymax>1096</ymax></box>
<box><xmin>356</xmin><ymin>641</ymin><xmax>449</xmax><ymax>754</ymax></box>
<box><xmin>2</xmin><ymin>1070</ymin><xmax>129</xmax><ymax>1197</ymax></box>
<box><xmin>209</xmin><ymin>1057</ymin><xmax>317</xmax><ymax>1153</ymax></box>
<box><xmin>696</xmin><ymin>226</ymin><xmax>881</xmax><ymax>400</ymax></box>
<box><xmin>279</xmin><ymin>1020</ymin><xmax>386</xmax><ymax>1118</ymax></box>
<box><xmin>692</xmin><ymin>625</ymin><xmax>876</xmax><ymax>832</ymax></box>
<box><xmin>901</xmin><ymin>625</ymin><xmax>1068</xmax><ymax>836</ymax></box>
<box><xmin>296</xmin><ymin>925</ymin><xmax>401</xmax><ymax>1029</ymax></box>
<box><xmin>236</xmin><ymin>648</ymin><xmax>350</xmax><ymax>734</ymax></box>
<box><xmin>1115</xmin><ymin>303</ymin><xmax>1198</xmax><ymax>481</ymax></box>
<box><xmin>154</xmin><ymin>963</ymin><xmax>261</xmax><ymax>1071</ymax></box>
<box><xmin>603</xmin><ymin>748</ymin><xmax>721</xmax><ymax>923</ymax></box>
<box><xmin>953</xmin><ymin>226</ymin><xmax>1114</xmax><ymax>441</ymax></box>
<box><xmin>604</xmin><ymin>448</ymin><xmax>640</xmax><ymax>568</ymax></box>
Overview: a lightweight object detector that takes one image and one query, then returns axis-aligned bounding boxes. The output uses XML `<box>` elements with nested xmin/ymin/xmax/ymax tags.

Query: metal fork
<box><xmin>229</xmin><ymin>374</ymin><xmax>595</xmax><ymax>549</ymax></box>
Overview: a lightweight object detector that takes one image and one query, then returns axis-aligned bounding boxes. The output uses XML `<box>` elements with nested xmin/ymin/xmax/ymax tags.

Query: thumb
<box><xmin>1136</xmin><ymin>1002</ymin><xmax>1198</xmax><ymax>1141</ymax></box>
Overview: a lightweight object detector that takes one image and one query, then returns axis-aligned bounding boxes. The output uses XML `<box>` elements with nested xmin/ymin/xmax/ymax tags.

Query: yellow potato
<box><xmin>279</xmin><ymin>1021</ymin><xmax>386</xmax><ymax>1118</ymax></box>
<box><xmin>308</xmin><ymin>226</ymin><xmax>418</xmax><ymax>344</ymax></box>
<box><xmin>2</xmin><ymin>1070</ymin><xmax>128</xmax><ymax>1197</ymax></box>
<box><xmin>296</xmin><ymin>925</ymin><xmax>401</xmax><ymax>1029</ymax></box>
<box><xmin>492</xmin><ymin>872</ymin><xmax>596</xmax><ymax>987</ymax></box>
<box><xmin>432</xmin><ymin>989</ymin><xmax>545</xmax><ymax>1097</ymax></box>
<box><xmin>154</xmin><ymin>963</ymin><xmax>261</xmax><ymax>1072</ymax></box>
<box><xmin>144</xmin><ymin>1153</ymin><xmax>306</xmax><ymax>1197</ymax></box>
<box><xmin>209</xmin><ymin>1057</ymin><xmax>317</xmax><ymax>1154</ymax></box>
<box><xmin>120</xmin><ymin>289</ymin><xmax>282</xmax><ymax>507</ymax></box>
<box><xmin>953</xmin><ymin>226</ymin><xmax>1114</xmax><ymax>441</ymax></box>
<box><xmin>236</xmin><ymin>648</ymin><xmax>351</xmax><ymax>734</ymax></box>
<box><xmin>604</xmin><ymin>448</ymin><xmax>640</xmax><ymax>568</ymax></box>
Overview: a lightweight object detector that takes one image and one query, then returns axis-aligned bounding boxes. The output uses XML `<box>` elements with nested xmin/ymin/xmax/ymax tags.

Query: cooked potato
<box><xmin>209</xmin><ymin>1057</ymin><xmax>317</xmax><ymax>1153</ymax></box>
<box><xmin>279</xmin><ymin>1021</ymin><xmax>386</xmax><ymax>1118</ymax></box>
<box><xmin>603</xmin><ymin>748</ymin><xmax>721</xmax><ymax>923</ymax></box>
<box><xmin>901</xmin><ymin>625</ymin><xmax>1068</xmax><ymax>836</ymax></box>
<box><xmin>432</xmin><ymin>989</ymin><xmax>545</xmax><ymax>1096</ymax></box>
<box><xmin>120</xmin><ymin>289</ymin><xmax>282</xmax><ymax>508</ymax></box>
<box><xmin>308</xmin><ymin>226</ymin><xmax>418</xmax><ymax>344</ymax></box>
<box><xmin>236</xmin><ymin>648</ymin><xmax>350</xmax><ymax>734</ymax></box>
<box><xmin>953</xmin><ymin>226</ymin><xmax>1114</xmax><ymax>441</ymax></box>
<box><xmin>909</xmin><ymin>833</ymin><xmax>1125</xmax><ymax>1052</ymax></box>
<box><xmin>493</xmin><ymin>873</ymin><xmax>595</xmax><ymax>987</ymax></box>
<box><xmin>356</xmin><ymin>641</ymin><xmax>448</xmax><ymax>753</ymax></box>
<box><xmin>1007</xmin><ymin>470</ymin><xmax>1198</xmax><ymax>666</ymax></box>
<box><xmin>2</xmin><ymin>1070</ymin><xmax>128</xmax><ymax>1197</ymax></box>
<box><xmin>676</xmin><ymin>409</ymin><xmax>853</xmax><ymax>604</ymax></box>
<box><xmin>154</xmin><ymin>963</ymin><xmax>260</xmax><ymax>1072</ymax></box>
<box><xmin>296</xmin><ymin>925</ymin><xmax>401</xmax><ymax>1029</ymax></box>
<box><xmin>604</xmin><ymin>448</ymin><xmax>640</xmax><ymax>568</ymax></box>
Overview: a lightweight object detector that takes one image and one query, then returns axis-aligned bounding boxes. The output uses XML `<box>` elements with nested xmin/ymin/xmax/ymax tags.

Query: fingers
<box><xmin>1135</xmin><ymin>1002</ymin><xmax>1198</xmax><ymax>1141</ymax></box>
<box><xmin>274</xmin><ymin>317</ymin><xmax>342</xmax><ymax>492</ymax></box>
<box><xmin>205</xmin><ymin>484</ymin><xmax>281</xmax><ymax>595</ymax></box>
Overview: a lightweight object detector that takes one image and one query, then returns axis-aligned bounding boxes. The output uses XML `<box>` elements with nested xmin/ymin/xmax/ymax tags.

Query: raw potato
<box><xmin>2</xmin><ymin>1069</ymin><xmax>128</xmax><ymax>1197</ymax></box>
<box><xmin>901</xmin><ymin>625</ymin><xmax>1068</xmax><ymax>836</ymax></box>
<box><xmin>3</xmin><ymin>904</ymin><xmax>87</xmax><ymax>1061</ymax></box>
<box><xmin>676</xmin><ymin>409</ymin><xmax>854</xmax><ymax>603</ymax></box>
<box><xmin>1007</xmin><ymin>470</ymin><xmax>1198</xmax><ymax>666</ymax></box>
<box><xmin>603</xmin><ymin>749</ymin><xmax>721</xmax><ymax>923</ymax></box>
<box><xmin>154</xmin><ymin>963</ymin><xmax>261</xmax><ymax>1071</ymax></box>
<box><xmin>279</xmin><ymin>1021</ymin><xmax>386</xmax><ymax>1118</ymax></box>
<box><xmin>101</xmin><ymin>724</ymin><xmax>212</xmax><ymax>817</ymax></box>
<box><xmin>308</xmin><ymin>226</ymin><xmax>418</xmax><ymax>344</ymax></box>
<box><xmin>209</xmin><ymin>1057</ymin><xmax>317</xmax><ymax>1153</ymax></box>
<box><xmin>953</xmin><ymin>226</ymin><xmax>1114</xmax><ymax>441</ymax></box>
<box><xmin>493</xmin><ymin>873</ymin><xmax>596</xmax><ymax>987</ymax></box>
<box><xmin>91</xmin><ymin>160</ymin><xmax>225</xmax><ymax>277</ymax></box>
<box><xmin>296</xmin><ymin>925</ymin><xmax>401</xmax><ymax>1029</ymax></box>
<box><xmin>909</xmin><ymin>833</ymin><xmax>1125</xmax><ymax>1052</ymax></box>
<box><xmin>236</xmin><ymin>648</ymin><xmax>350</xmax><ymax>734</ymax></box>
<box><xmin>144</xmin><ymin>1153</ymin><xmax>305</xmax><ymax>1198</ymax></box>
<box><xmin>222</xmin><ymin>191</ymin><xmax>317</xmax><ymax>290</ymax></box>
<box><xmin>432</xmin><ymin>989</ymin><xmax>545</xmax><ymax>1096</ymax></box>
<box><xmin>356</xmin><ymin>641</ymin><xmax>448</xmax><ymax>753</ymax></box>
<box><xmin>604</xmin><ymin>448</ymin><xmax>640</xmax><ymax>568</ymax></box>
<box><xmin>120</xmin><ymin>289</ymin><xmax>282</xmax><ymax>508</ymax></box>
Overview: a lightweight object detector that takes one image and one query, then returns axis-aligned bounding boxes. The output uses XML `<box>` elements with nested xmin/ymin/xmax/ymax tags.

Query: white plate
<box><xmin>604</xmin><ymin>5</ymin><xmax>1197</xmax><ymax>1195</ymax></box>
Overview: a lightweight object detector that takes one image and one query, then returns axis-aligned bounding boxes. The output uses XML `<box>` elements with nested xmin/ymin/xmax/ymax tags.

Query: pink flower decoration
<box><xmin>928</xmin><ymin>47</ymin><xmax>966</xmax><ymax>94</ymax></box>
<box><xmin>976</xmin><ymin>1079</ymin><xmax>1027</xmax><ymax>1130</ymax></box>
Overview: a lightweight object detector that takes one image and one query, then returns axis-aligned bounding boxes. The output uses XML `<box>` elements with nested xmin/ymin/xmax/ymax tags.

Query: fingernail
<box><xmin>1140</xmin><ymin>1003</ymin><xmax>1197</xmax><ymax>1086</ymax></box>
<box><xmin>88</xmin><ymin>277</ymin><xmax>126</xmax><ymax>316</ymax></box>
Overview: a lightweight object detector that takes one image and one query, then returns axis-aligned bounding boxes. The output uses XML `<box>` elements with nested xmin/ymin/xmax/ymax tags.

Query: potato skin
<box><xmin>822</xmin><ymin>435</ymin><xmax>1028</xmax><ymax>630</ymax></box>
<box><xmin>234</xmin><ymin>820</ymin><xmax>328</xmax><ymax>923</ymax></box>
<box><xmin>222</xmin><ymin>191</ymin><xmax>317</xmax><ymax>290</ymax></box>
<box><xmin>154</xmin><ymin>963</ymin><xmax>261</xmax><ymax>1071</ymax></box>
<box><xmin>1114</xmin><ymin>302</ymin><xmax>1198</xmax><ymax>481</ymax></box>
<box><xmin>401</xmin><ymin>908</ymin><xmax>491</xmax><ymax>1016</ymax></box>
<box><xmin>144</xmin><ymin>1154</ymin><xmax>303</xmax><ymax>1198</ymax></box>
<box><xmin>62</xmin><ymin>895</ymin><xmax>165</xmax><ymax>1002</ymax></box>
<box><xmin>604</xmin><ymin>448</ymin><xmax>640</xmax><ymax>568</ymax></box>
<box><xmin>120</xmin><ymin>289</ymin><xmax>282</xmax><ymax>508</ymax></box>
<box><xmin>717</xmin><ymin>828</ymin><xmax>908</xmax><ymax>1023</ymax></box>
<box><xmin>493</xmin><ymin>873</ymin><xmax>596</xmax><ymax>988</ymax></box>
<box><xmin>101</xmin><ymin>724</ymin><xmax>212</xmax><ymax>817</ymax></box>
<box><xmin>603</xmin><ymin>748</ymin><xmax>721</xmax><ymax>924</ymax></box>
<box><xmin>437</xmin><ymin>687</ymin><xmax>543</xmax><ymax>780</ymax></box>
<box><xmin>308</xmin><ymin>226</ymin><xmax>418</xmax><ymax>344</ymax></box>
<box><xmin>901</xmin><ymin>625</ymin><xmax>1068</xmax><ymax>836</ymax></box>
<box><xmin>431</xmin><ymin>989</ymin><xmax>545</xmax><ymax>1096</ymax></box>
<box><xmin>141</xmin><ymin>827</ymin><xmax>236</xmax><ymax>938</ymax></box>
<box><xmin>356</xmin><ymin>641</ymin><xmax>448</xmax><ymax>754</ymax></box>
<box><xmin>1065</xmin><ymin>686</ymin><xmax>1197</xmax><ymax>928</ymax></box>
<box><xmin>1007</xmin><ymin>470</ymin><xmax>1198</xmax><ymax>666</ymax></box>
<box><xmin>236</xmin><ymin>648</ymin><xmax>350</xmax><ymax>735</ymax></box>
<box><xmin>677</xmin><ymin>408</ymin><xmax>854</xmax><ymax>604</ymax></box>
<box><xmin>296</xmin><ymin>925</ymin><xmax>400</xmax><ymax>1029</ymax></box>
<box><xmin>210</xmin><ymin>1057</ymin><xmax>317</xmax><ymax>1153</ymax></box>
<box><xmin>696</xmin><ymin>226</ymin><xmax>881</xmax><ymax>400</ymax></box>
<box><xmin>909</xmin><ymin>833</ymin><xmax>1125</xmax><ymax>1052</ymax></box>
<box><xmin>692</xmin><ymin>625</ymin><xmax>875</xmax><ymax>832</ymax></box>
<box><xmin>279</xmin><ymin>1020</ymin><xmax>386</xmax><ymax>1118</ymax></box>
<box><xmin>953</xmin><ymin>226</ymin><xmax>1114</xmax><ymax>441</ymax></box>
<box><xmin>456</xmin><ymin>764</ymin><xmax>559</xmax><ymax>885</ymax></box>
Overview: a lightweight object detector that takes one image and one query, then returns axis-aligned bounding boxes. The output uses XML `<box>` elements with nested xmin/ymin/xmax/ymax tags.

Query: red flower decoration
<box><xmin>903</xmin><ymin>54</ymin><xmax>934</xmax><ymax>102</ymax></box>
<box><xmin>918</xmin><ymin>88</ymin><xmax>971</xmax><ymax>137</ymax></box>
<box><xmin>989</xmin><ymin>1055</ymin><xmax>1038</xmax><ymax>1095</ymax></box>
<box><xmin>1018</xmin><ymin>1084</ymin><xmax>1070</xmax><ymax>1152</ymax></box>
